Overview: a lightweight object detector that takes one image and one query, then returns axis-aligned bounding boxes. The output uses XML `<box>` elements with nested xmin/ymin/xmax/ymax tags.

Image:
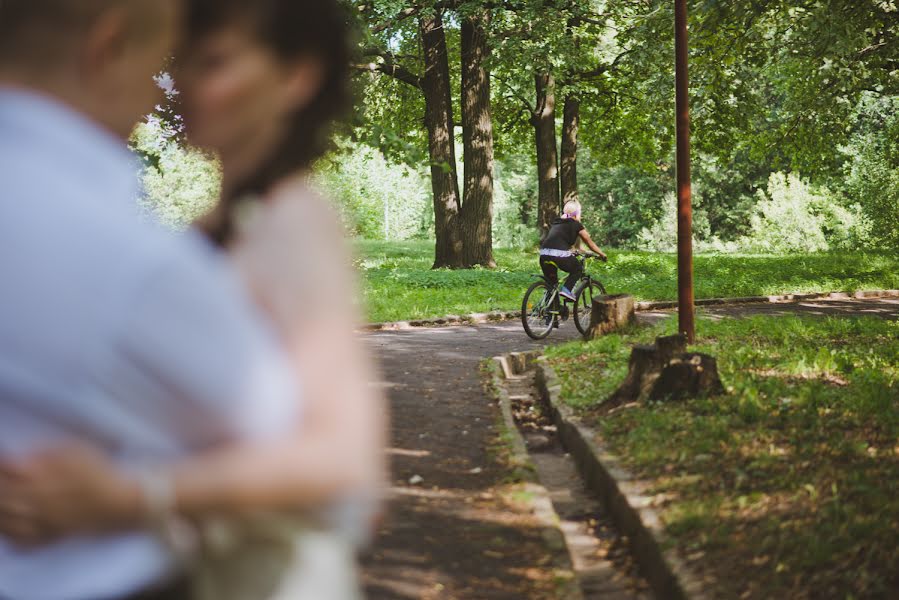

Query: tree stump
<box><xmin>603</xmin><ymin>334</ymin><xmax>723</xmax><ymax>408</ymax></box>
<box><xmin>587</xmin><ymin>294</ymin><xmax>635</xmax><ymax>339</ymax></box>
<box><xmin>649</xmin><ymin>353</ymin><xmax>724</xmax><ymax>401</ymax></box>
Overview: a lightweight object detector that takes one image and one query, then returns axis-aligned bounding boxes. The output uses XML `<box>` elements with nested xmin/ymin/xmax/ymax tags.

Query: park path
<box><xmin>359</xmin><ymin>298</ymin><xmax>898</xmax><ymax>599</ymax></box>
<box><xmin>359</xmin><ymin>322</ymin><xmax>582</xmax><ymax>599</ymax></box>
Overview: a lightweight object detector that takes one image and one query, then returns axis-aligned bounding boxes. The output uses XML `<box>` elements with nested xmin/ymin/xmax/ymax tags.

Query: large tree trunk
<box><xmin>421</xmin><ymin>12</ymin><xmax>463</xmax><ymax>268</ymax></box>
<box><xmin>460</xmin><ymin>12</ymin><xmax>496</xmax><ymax>268</ymax></box>
<box><xmin>532</xmin><ymin>72</ymin><xmax>560</xmax><ymax>240</ymax></box>
<box><xmin>560</xmin><ymin>94</ymin><xmax>580</xmax><ymax>205</ymax></box>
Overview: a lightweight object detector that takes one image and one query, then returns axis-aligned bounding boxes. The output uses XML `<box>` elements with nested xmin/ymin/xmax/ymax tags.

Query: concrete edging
<box><xmin>635</xmin><ymin>289</ymin><xmax>899</xmax><ymax>311</ymax></box>
<box><xmin>485</xmin><ymin>355</ymin><xmax>585</xmax><ymax>600</ymax></box>
<box><xmin>363</xmin><ymin>310</ymin><xmax>520</xmax><ymax>331</ymax></box>
<box><xmin>534</xmin><ymin>358</ymin><xmax>707</xmax><ymax>600</ymax></box>
<box><xmin>364</xmin><ymin>289</ymin><xmax>899</xmax><ymax>331</ymax></box>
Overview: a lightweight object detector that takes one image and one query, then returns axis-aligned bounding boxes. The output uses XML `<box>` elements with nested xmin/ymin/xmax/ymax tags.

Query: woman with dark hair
<box><xmin>0</xmin><ymin>1</ymin><xmax>385</xmax><ymax>598</ymax></box>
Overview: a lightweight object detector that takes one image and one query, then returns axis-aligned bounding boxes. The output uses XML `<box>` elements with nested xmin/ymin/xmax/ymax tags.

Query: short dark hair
<box><xmin>0</xmin><ymin>0</ymin><xmax>163</xmax><ymax>66</ymax></box>
<box><xmin>187</xmin><ymin>0</ymin><xmax>353</xmax><ymax>244</ymax></box>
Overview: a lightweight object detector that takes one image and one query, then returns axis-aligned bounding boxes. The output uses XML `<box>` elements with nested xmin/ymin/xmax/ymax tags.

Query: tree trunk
<box><xmin>421</xmin><ymin>12</ymin><xmax>463</xmax><ymax>268</ymax></box>
<box><xmin>560</xmin><ymin>94</ymin><xmax>580</xmax><ymax>205</ymax></box>
<box><xmin>532</xmin><ymin>72</ymin><xmax>560</xmax><ymax>240</ymax></box>
<box><xmin>460</xmin><ymin>13</ymin><xmax>496</xmax><ymax>268</ymax></box>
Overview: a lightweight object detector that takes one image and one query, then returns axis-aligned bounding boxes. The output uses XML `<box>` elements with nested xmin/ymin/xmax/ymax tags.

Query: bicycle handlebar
<box><xmin>573</xmin><ymin>251</ymin><xmax>608</xmax><ymax>262</ymax></box>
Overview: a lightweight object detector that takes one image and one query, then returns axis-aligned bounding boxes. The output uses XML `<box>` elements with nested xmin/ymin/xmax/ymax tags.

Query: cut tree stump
<box><xmin>604</xmin><ymin>334</ymin><xmax>723</xmax><ymax>408</ymax></box>
<box><xmin>649</xmin><ymin>352</ymin><xmax>724</xmax><ymax>401</ymax></box>
<box><xmin>587</xmin><ymin>294</ymin><xmax>635</xmax><ymax>339</ymax></box>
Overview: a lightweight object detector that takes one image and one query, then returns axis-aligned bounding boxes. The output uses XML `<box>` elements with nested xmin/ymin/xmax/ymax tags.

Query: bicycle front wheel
<box><xmin>521</xmin><ymin>280</ymin><xmax>555</xmax><ymax>340</ymax></box>
<box><xmin>573</xmin><ymin>280</ymin><xmax>607</xmax><ymax>336</ymax></box>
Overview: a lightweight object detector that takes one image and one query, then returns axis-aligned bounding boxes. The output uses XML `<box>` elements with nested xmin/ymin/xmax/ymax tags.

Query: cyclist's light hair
<box><xmin>563</xmin><ymin>200</ymin><xmax>582</xmax><ymax>218</ymax></box>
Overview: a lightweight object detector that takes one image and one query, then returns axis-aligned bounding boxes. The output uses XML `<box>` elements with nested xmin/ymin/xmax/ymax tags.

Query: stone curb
<box><xmin>484</xmin><ymin>356</ymin><xmax>585</xmax><ymax>600</ymax></box>
<box><xmin>362</xmin><ymin>289</ymin><xmax>899</xmax><ymax>331</ymax></box>
<box><xmin>362</xmin><ymin>310</ymin><xmax>520</xmax><ymax>331</ymax></box>
<box><xmin>534</xmin><ymin>358</ymin><xmax>707</xmax><ymax>600</ymax></box>
<box><xmin>635</xmin><ymin>289</ymin><xmax>899</xmax><ymax>311</ymax></box>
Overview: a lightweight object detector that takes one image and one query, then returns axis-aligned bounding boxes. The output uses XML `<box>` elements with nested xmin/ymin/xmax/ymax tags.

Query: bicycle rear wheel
<box><xmin>521</xmin><ymin>280</ymin><xmax>555</xmax><ymax>340</ymax></box>
<box><xmin>573</xmin><ymin>279</ymin><xmax>607</xmax><ymax>336</ymax></box>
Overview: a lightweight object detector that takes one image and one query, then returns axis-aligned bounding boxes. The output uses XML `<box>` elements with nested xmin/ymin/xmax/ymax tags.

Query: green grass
<box><xmin>544</xmin><ymin>315</ymin><xmax>899</xmax><ymax>598</ymax></box>
<box><xmin>354</xmin><ymin>240</ymin><xmax>899</xmax><ymax>322</ymax></box>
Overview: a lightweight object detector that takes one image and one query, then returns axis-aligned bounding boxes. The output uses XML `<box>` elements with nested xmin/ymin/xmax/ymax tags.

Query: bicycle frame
<box><xmin>533</xmin><ymin>255</ymin><xmax>593</xmax><ymax>298</ymax></box>
<box><xmin>523</xmin><ymin>253</ymin><xmax>604</xmax><ymax>339</ymax></box>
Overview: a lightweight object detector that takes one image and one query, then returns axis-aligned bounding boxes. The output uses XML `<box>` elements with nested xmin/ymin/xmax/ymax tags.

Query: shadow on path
<box><xmin>360</xmin><ymin>299</ymin><xmax>897</xmax><ymax>598</ymax></box>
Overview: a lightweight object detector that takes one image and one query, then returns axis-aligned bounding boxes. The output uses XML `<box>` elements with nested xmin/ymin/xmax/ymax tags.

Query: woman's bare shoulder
<box><xmin>231</xmin><ymin>174</ymin><xmax>358</xmax><ymax>328</ymax></box>
<box><xmin>266</xmin><ymin>176</ymin><xmax>344</xmax><ymax>236</ymax></box>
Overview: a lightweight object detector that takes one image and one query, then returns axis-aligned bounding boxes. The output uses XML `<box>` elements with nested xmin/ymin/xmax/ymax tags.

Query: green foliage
<box><xmin>357</xmin><ymin>241</ymin><xmax>899</xmax><ymax>322</ymax></box>
<box><xmin>743</xmin><ymin>173</ymin><xmax>864</xmax><ymax>253</ymax></box>
<box><xmin>313</xmin><ymin>142</ymin><xmax>432</xmax><ymax>240</ymax></box>
<box><xmin>493</xmin><ymin>155</ymin><xmax>540</xmax><ymax>249</ymax></box>
<box><xmin>842</xmin><ymin>95</ymin><xmax>899</xmax><ymax>249</ymax></box>
<box><xmin>130</xmin><ymin>120</ymin><xmax>220</xmax><ymax>229</ymax></box>
<box><xmin>636</xmin><ymin>172</ymin><xmax>868</xmax><ymax>253</ymax></box>
<box><xmin>578</xmin><ymin>160</ymin><xmax>671</xmax><ymax>248</ymax></box>
<box><xmin>545</xmin><ymin>315</ymin><xmax>899</xmax><ymax>597</ymax></box>
<box><xmin>636</xmin><ymin>192</ymin><xmax>712</xmax><ymax>252</ymax></box>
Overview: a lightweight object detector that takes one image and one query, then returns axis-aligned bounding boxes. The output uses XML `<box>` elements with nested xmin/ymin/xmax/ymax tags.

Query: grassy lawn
<box><xmin>544</xmin><ymin>315</ymin><xmax>899</xmax><ymax>598</ymax></box>
<box><xmin>354</xmin><ymin>240</ymin><xmax>899</xmax><ymax>323</ymax></box>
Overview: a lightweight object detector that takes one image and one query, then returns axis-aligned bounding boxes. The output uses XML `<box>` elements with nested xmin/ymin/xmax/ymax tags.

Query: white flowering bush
<box><xmin>130</xmin><ymin>118</ymin><xmax>221</xmax><ymax>230</ymax></box>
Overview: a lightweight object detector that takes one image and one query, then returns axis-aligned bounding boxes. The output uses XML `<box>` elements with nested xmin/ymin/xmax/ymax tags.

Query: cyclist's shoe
<box><xmin>559</xmin><ymin>286</ymin><xmax>576</xmax><ymax>301</ymax></box>
<box><xmin>553</xmin><ymin>319</ymin><xmax>560</xmax><ymax>329</ymax></box>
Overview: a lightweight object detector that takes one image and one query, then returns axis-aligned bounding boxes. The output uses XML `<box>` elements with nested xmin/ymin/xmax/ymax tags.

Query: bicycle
<box><xmin>521</xmin><ymin>251</ymin><xmax>607</xmax><ymax>340</ymax></box>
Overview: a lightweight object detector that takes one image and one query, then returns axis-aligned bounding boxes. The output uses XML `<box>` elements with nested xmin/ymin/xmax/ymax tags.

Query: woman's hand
<box><xmin>0</xmin><ymin>445</ymin><xmax>141</xmax><ymax>546</ymax></box>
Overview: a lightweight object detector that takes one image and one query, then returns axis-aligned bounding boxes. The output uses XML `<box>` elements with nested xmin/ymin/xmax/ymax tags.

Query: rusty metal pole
<box><xmin>675</xmin><ymin>0</ymin><xmax>695</xmax><ymax>343</ymax></box>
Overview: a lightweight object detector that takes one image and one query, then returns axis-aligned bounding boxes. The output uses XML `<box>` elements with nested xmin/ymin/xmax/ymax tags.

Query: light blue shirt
<box><xmin>0</xmin><ymin>89</ymin><xmax>300</xmax><ymax>600</ymax></box>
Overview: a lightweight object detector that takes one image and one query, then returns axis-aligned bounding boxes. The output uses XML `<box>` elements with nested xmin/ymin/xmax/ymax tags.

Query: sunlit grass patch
<box><xmin>354</xmin><ymin>241</ymin><xmax>899</xmax><ymax>322</ymax></box>
<box><xmin>544</xmin><ymin>315</ymin><xmax>899</xmax><ymax>598</ymax></box>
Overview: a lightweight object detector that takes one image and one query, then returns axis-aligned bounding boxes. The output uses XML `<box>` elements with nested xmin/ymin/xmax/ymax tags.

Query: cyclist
<box><xmin>539</xmin><ymin>200</ymin><xmax>608</xmax><ymax>301</ymax></box>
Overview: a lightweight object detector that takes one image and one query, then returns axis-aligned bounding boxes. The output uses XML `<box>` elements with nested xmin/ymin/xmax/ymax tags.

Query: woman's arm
<box><xmin>169</xmin><ymin>319</ymin><xmax>385</xmax><ymax>518</ymax></box>
<box><xmin>578</xmin><ymin>229</ymin><xmax>608</xmax><ymax>259</ymax></box>
<box><xmin>0</xmin><ymin>185</ymin><xmax>387</xmax><ymax>544</ymax></box>
<box><xmin>0</xmin><ymin>319</ymin><xmax>384</xmax><ymax>543</ymax></box>
<box><xmin>145</xmin><ymin>186</ymin><xmax>388</xmax><ymax>519</ymax></box>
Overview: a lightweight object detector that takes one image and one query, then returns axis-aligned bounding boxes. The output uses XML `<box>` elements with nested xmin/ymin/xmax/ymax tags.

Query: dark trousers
<box><xmin>2</xmin><ymin>578</ymin><xmax>189</xmax><ymax>600</ymax></box>
<box><xmin>540</xmin><ymin>255</ymin><xmax>582</xmax><ymax>293</ymax></box>
<box><xmin>122</xmin><ymin>577</ymin><xmax>191</xmax><ymax>600</ymax></box>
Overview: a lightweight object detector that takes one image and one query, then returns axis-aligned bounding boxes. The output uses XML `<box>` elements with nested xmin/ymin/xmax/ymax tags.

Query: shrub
<box><xmin>635</xmin><ymin>192</ymin><xmax>714</xmax><ymax>252</ymax></box>
<box><xmin>313</xmin><ymin>143</ymin><xmax>431</xmax><ymax>240</ymax></box>
<box><xmin>743</xmin><ymin>173</ymin><xmax>830</xmax><ymax>252</ymax></box>
<box><xmin>843</xmin><ymin>136</ymin><xmax>899</xmax><ymax>249</ymax></box>
<box><xmin>131</xmin><ymin>119</ymin><xmax>221</xmax><ymax>229</ymax></box>
<box><xmin>636</xmin><ymin>173</ymin><xmax>867</xmax><ymax>254</ymax></box>
<box><xmin>743</xmin><ymin>173</ymin><xmax>867</xmax><ymax>253</ymax></box>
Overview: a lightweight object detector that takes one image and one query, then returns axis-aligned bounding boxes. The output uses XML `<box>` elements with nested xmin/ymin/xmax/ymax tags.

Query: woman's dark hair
<box><xmin>187</xmin><ymin>0</ymin><xmax>353</xmax><ymax>245</ymax></box>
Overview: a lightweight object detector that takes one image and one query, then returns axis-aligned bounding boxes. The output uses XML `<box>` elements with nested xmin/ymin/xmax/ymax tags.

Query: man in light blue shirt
<box><xmin>0</xmin><ymin>2</ymin><xmax>300</xmax><ymax>599</ymax></box>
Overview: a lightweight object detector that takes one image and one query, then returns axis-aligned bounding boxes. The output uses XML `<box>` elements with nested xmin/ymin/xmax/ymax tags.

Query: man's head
<box><xmin>0</xmin><ymin>0</ymin><xmax>180</xmax><ymax>139</ymax></box>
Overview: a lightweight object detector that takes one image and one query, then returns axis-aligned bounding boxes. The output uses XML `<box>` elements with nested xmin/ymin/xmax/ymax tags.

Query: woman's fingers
<box><xmin>0</xmin><ymin>493</ymin><xmax>52</xmax><ymax>546</ymax></box>
<box><xmin>0</xmin><ymin>455</ymin><xmax>71</xmax><ymax>544</ymax></box>
<box><xmin>0</xmin><ymin>460</ymin><xmax>28</xmax><ymax>483</ymax></box>
<box><xmin>0</xmin><ymin>444</ymin><xmax>136</xmax><ymax>542</ymax></box>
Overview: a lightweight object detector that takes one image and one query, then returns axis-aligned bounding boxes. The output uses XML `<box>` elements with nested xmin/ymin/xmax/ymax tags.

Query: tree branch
<box><xmin>361</xmin><ymin>47</ymin><xmax>422</xmax><ymax>89</ymax></box>
<box><xmin>371</xmin><ymin>6</ymin><xmax>421</xmax><ymax>34</ymax></box>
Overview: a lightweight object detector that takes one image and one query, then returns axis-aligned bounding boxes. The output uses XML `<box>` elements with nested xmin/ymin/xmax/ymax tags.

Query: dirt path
<box><xmin>360</xmin><ymin>322</ymin><xmax>581</xmax><ymax>599</ymax></box>
<box><xmin>360</xmin><ymin>298</ymin><xmax>897</xmax><ymax>599</ymax></box>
